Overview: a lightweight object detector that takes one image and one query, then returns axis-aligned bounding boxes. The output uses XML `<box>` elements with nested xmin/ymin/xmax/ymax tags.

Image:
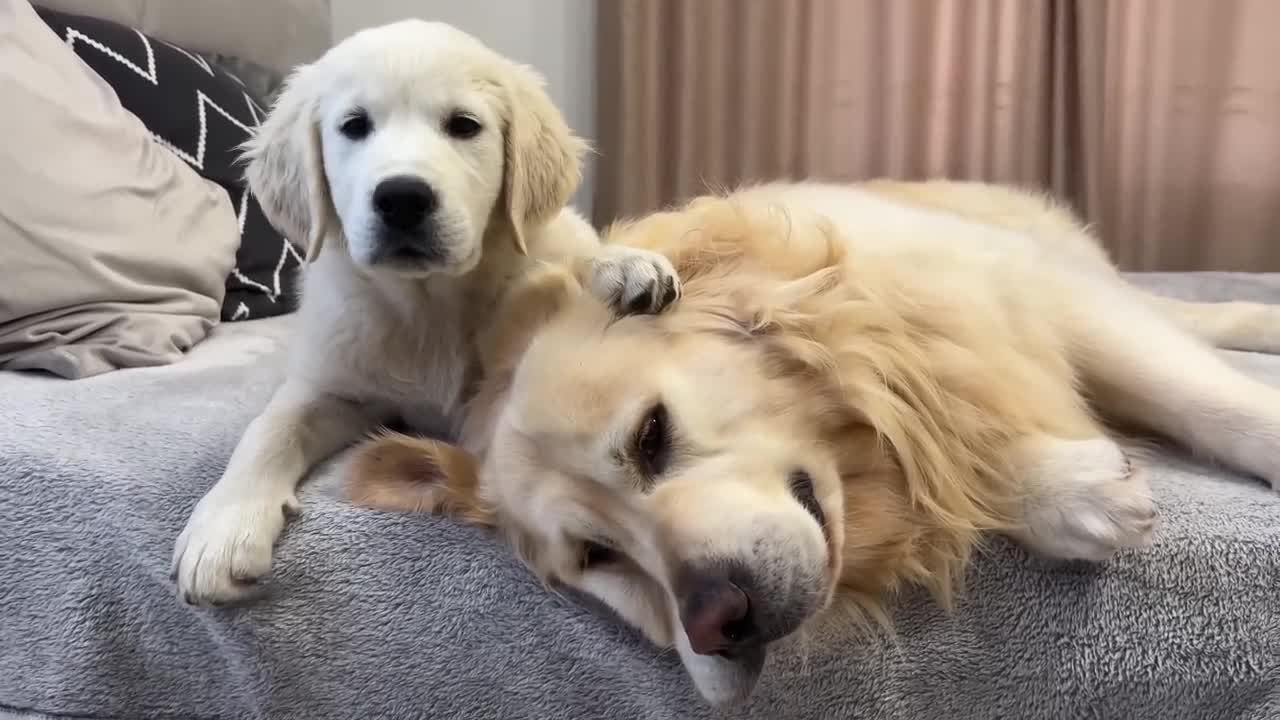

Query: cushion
<box><xmin>0</xmin><ymin>0</ymin><xmax>238</xmax><ymax>378</ymax></box>
<box><xmin>36</xmin><ymin>5</ymin><xmax>304</xmax><ymax>322</ymax></box>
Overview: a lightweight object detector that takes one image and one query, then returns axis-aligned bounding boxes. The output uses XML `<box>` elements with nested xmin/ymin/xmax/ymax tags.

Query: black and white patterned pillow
<box><xmin>36</xmin><ymin>6</ymin><xmax>303</xmax><ymax>322</ymax></box>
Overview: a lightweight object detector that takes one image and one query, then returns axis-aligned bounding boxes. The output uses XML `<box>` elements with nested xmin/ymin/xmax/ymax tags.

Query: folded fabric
<box><xmin>0</xmin><ymin>0</ymin><xmax>238</xmax><ymax>378</ymax></box>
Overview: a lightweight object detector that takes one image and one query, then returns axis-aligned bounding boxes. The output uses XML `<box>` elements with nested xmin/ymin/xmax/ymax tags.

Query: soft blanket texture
<box><xmin>2</xmin><ymin>273</ymin><xmax>1279</xmax><ymax>720</ymax></box>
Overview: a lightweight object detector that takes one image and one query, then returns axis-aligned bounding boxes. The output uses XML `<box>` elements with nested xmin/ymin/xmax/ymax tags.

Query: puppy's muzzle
<box><xmin>374</xmin><ymin>175</ymin><xmax>437</xmax><ymax>231</ymax></box>
<box><xmin>371</xmin><ymin>175</ymin><xmax>446</xmax><ymax>264</ymax></box>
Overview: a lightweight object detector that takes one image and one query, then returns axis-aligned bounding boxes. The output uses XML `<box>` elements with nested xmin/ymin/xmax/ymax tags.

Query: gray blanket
<box><xmin>2</xmin><ymin>272</ymin><xmax>1279</xmax><ymax>720</ymax></box>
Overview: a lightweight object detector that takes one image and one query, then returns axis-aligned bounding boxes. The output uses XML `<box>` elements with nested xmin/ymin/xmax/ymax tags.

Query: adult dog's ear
<box><xmin>343</xmin><ymin>433</ymin><xmax>494</xmax><ymax>527</ymax></box>
<box><xmin>477</xmin><ymin>263</ymin><xmax>583</xmax><ymax>377</ymax></box>
<box><xmin>240</xmin><ymin>64</ymin><xmax>334</xmax><ymax>262</ymax></box>
<box><xmin>457</xmin><ymin>264</ymin><xmax>584</xmax><ymax>454</ymax></box>
<box><xmin>500</xmin><ymin>63</ymin><xmax>588</xmax><ymax>254</ymax></box>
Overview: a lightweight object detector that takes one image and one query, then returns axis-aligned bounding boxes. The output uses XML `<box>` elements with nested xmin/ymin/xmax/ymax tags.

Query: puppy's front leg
<box><xmin>577</xmin><ymin>245</ymin><xmax>681</xmax><ymax>316</ymax></box>
<box><xmin>172</xmin><ymin>379</ymin><xmax>378</xmax><ymax>605</ymax></box>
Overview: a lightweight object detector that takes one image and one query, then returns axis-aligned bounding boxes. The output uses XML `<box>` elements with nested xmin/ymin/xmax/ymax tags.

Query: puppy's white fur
<box><xmin>171</xmin><ymin>20</ymin><xmax>678</xmax><ymax>605</ymax></box>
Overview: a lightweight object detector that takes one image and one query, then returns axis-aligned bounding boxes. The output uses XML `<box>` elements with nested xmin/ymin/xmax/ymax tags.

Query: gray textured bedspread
<box><xmin>2</xmin><ymin>273</ymin><xmax>1279</xmax><ymax>720</ymax></box>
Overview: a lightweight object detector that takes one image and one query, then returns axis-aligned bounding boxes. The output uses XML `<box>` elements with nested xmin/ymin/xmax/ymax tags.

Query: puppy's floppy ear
<box><xmin>240</xmin><ymin>64</ymin><xmax>334</xmax><ymax>262</ymax></box>
<box><xmin>343</xmin><ymin>433</ymin><xmax>494</xmax><ymax>527</ymax></box>
<box><xmin>500</xmin><ymin>63</ymin><xmax>588</xmax><ymax>254</ymax></box>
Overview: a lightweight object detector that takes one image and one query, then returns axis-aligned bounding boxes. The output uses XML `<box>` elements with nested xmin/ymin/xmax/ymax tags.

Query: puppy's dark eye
<box><xmin>633</xmin><ymin>402</ymin><xmax>671</xmax><ymax>477</ymax></box>
<box><xmin>339</xmin><ymin>110</ymin><xmax>372</xmax><ymax>140</ymax></box>
<box><xmin>444</xmin><ymin>112</ymin><xmax>483</xmax><ymax>139</ymax></box>
<box><xmin>582</xmin><ymin>541</ymin><xmax>618</xmax><ymax>570</ymax></box>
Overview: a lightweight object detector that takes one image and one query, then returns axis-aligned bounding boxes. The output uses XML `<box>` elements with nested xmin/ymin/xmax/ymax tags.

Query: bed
<box><xmin>2</xmin><ymin>272</ymin><xmax>1278</xmax><ymax>720</ymax></box>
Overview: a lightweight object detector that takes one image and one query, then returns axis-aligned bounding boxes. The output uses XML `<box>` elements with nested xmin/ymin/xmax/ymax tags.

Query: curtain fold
<box><xmin>595</xmin><ymin>0</ymin><xmax>1280</xmax><ymax>271</ymax></box>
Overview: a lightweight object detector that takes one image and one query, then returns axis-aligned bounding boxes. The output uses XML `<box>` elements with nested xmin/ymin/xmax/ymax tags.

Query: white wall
<box><xmin>330</xmin><ymin>0</ymin><xmax>598</xmax><ymax>219</ymax></box>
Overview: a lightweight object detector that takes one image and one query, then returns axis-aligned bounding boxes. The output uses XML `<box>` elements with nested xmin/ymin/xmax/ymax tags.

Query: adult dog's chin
<box><xmin>680</xmin><ymin>642</ymin><xmax>768</xmax><ymax>706</ymax></box>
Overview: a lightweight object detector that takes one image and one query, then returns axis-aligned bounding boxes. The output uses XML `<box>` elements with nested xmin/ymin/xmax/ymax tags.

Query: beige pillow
<box><xmin>0</xmin><ymin>0</ymin><xmax>239</xmax><ymax>378</ymax></box>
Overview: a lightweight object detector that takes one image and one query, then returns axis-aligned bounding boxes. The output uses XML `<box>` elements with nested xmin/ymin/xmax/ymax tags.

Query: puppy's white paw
<box><xmin>1014</xmin><ymin>437</ymin><xmax>1157</xmax><ymax>562</ymax></box>
<box><xmin>171</xmin><ymin>488</ymin><xmax>298</xmax><ymax>606</ymax></box>
<box><xmin>586</xmin><ymin>246</ymin><xmax>681</xmax><ymax>316</ymax></box>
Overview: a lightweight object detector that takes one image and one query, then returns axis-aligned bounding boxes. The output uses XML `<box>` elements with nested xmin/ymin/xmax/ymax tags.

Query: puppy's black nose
<box><xmin>678</xmin><ymin>567</ymin><xmax>757</xmax><ymax>655</ymax></box>
<box><xmin>373</xmin><ymin>176</ymin><xmax>437</xmax><ymax>231</ymax></box>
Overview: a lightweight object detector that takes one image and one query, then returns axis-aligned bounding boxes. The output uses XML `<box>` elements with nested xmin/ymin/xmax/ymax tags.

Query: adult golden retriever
<box><xmin>343</xmin><ymin>180</ymin><xmax>1280</xmax><ymax>704</ymax></box>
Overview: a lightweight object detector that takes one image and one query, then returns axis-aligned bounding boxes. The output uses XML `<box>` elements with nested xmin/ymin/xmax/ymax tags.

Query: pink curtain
<box><xmin>595</xmin><ymin>0</ymin><xmax>1280</xmax><ymax>271</ymax></box>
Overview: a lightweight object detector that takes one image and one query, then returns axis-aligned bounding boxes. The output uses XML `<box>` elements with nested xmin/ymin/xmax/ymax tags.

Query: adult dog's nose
<box><xmin>373</xmin><ymin>176</ymin><xmax>437</xmax><ymax>231</ymax></box>
<box><xmin>678</xmin><ymin>568</ymin><xmax>756</xmax><ymax>655</ymax></box>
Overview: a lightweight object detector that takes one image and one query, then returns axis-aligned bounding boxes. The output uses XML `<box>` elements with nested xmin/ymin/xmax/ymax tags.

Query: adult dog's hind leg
<box><xmin>1072</xmin><ymin>287</ymin><xmax>1280</xmax><ymax>489</ymax></box>
<box><xmin>1142</xmin><ymin>293</ymin><xmax>1280</xmax><ymax>354</ymax></box>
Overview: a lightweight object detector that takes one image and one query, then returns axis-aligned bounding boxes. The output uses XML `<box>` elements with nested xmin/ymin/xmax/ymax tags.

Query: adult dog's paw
<box><xmin>585</xmin><ymin>246</ymin><xmax>681</xmax><ymax>316</ymax></box>
<box><xmin>1015</xmin><ymin>437</ymin><xmax>1157</xmax><ymax>562</ymax></box>
<box><xmin>171</xmin><ymin>488</ymin><xmax>299</xmax><ymax>606</ymax></box>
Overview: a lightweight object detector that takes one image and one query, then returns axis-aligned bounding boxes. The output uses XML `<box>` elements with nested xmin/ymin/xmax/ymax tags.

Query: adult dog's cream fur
<box><xmin>171</xmin><ymin>20</ymin><xmax>679</xmax><ymax>606</ymax></box>
<box><xmin>345</xmin><ymin>180</ymin><xmax>1280</xmax><ymax>704</ymax></box>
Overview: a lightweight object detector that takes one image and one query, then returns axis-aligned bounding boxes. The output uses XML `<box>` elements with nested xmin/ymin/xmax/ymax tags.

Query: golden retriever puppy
<box><xmin>342</xmin><ymin>180</ymin><xmax>1280</xmax><ymax>704</ymax></box>
<box><xmin>171</xmin><ymin>20</ymin><xmax>679</xmax><ymax>607</ymax></box>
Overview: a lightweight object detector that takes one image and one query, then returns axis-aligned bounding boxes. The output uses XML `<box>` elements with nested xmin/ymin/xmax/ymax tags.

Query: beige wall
<box><xmin>330</xmin><ymin>0</ymin><xmax>598</xmax><ymax>219</ymax></box>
